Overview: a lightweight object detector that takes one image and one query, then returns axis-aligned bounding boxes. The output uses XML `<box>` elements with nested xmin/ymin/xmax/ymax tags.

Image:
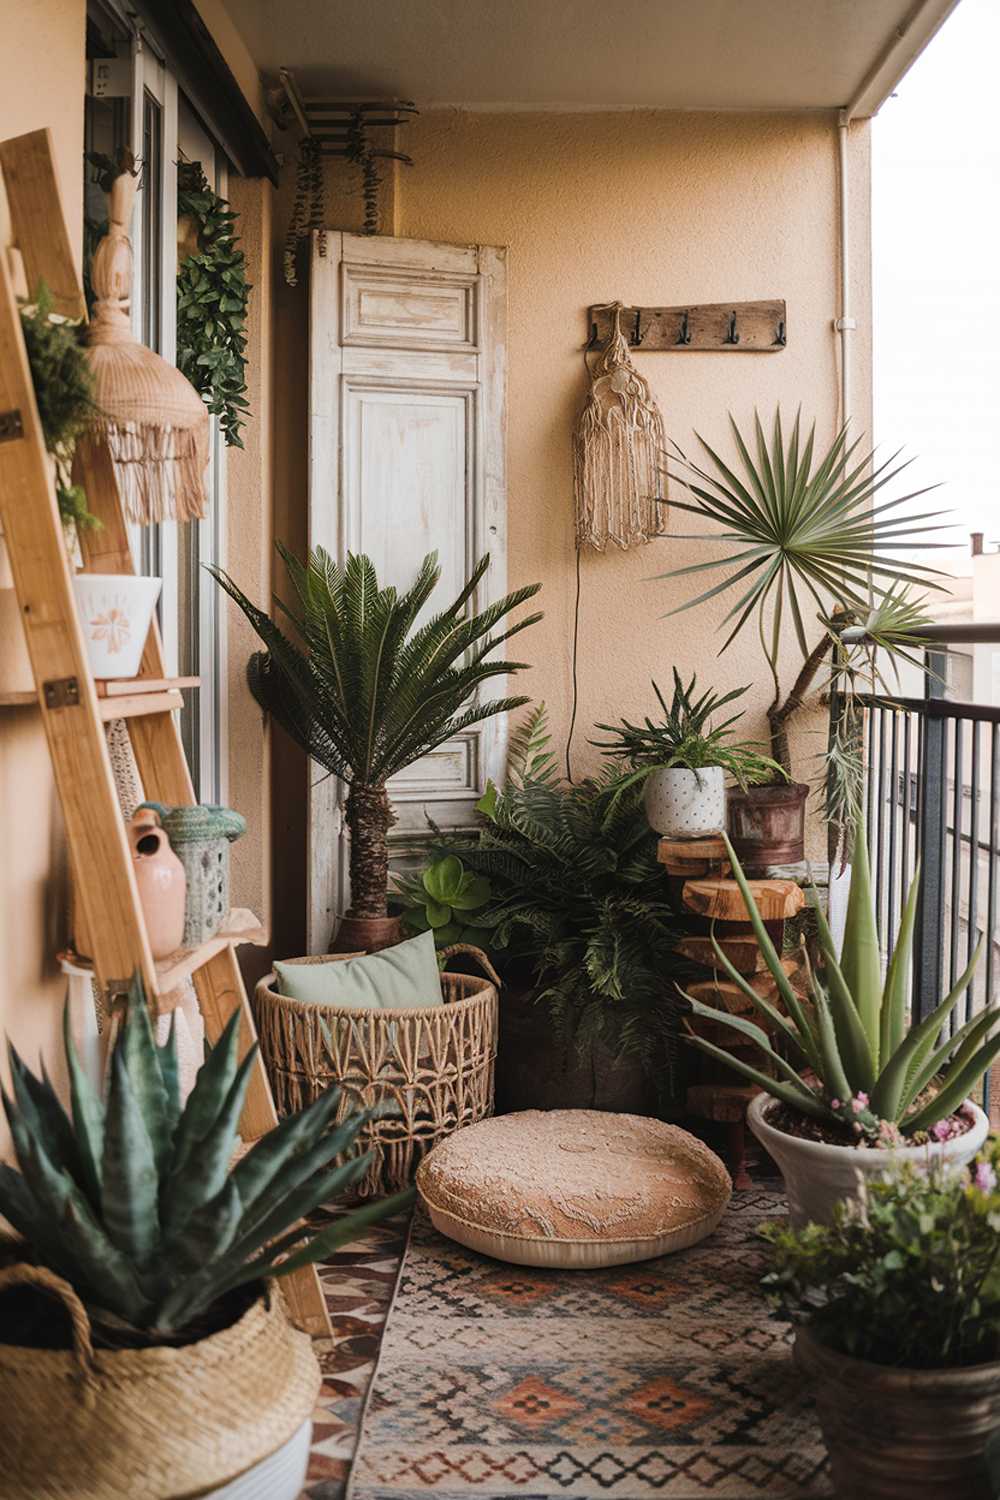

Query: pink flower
<box><xmin>974</xmin><ymin>1162</ymin><xmax>997</xmax><ymax>1192</ymax></box>
<box><xmin>830</xmin><ymin>1099</ymin><xmax>841</xmax><ymax>1110</ymax></box>
<box><xmin>931</xmin><ymin>1120</ymin><xmax>954</xmax><ymax>1142</ymax></box>
<box><xmin>852</xmin><ymin>1092</ymin><xmax>870</xmax><ymax>1110</ymax></box>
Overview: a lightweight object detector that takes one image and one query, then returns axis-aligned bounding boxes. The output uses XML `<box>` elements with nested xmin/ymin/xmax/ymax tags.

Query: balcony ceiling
<box><xmin>231</xmin><ymin>0</ymin><xmax>959</xmax><ymax>119</ymax></box>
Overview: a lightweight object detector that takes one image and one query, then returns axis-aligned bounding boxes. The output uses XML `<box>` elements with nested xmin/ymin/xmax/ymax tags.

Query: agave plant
<box><xmin>210</xmin><ymin>548</ymin><xmax>541</xmax><ymax>929</ymax></box>
<box><xmin>0</xmin><ymin>978</ymin><xmax>412</xmax><ymax>1338</ymax></box>
<box><xmin>655</xmin><ymin>410</ymin><xmax>950</xmax><ymax>781</ymax></box>
<box><xmin>684</xmin><ymin>828</ymin><xmax>1000</xmax><ymax>1139</ymax></box>
<box><xmin>592</xmin><ymin>670</ymin><xmax>784</xmax><ymax>790</ymax></box>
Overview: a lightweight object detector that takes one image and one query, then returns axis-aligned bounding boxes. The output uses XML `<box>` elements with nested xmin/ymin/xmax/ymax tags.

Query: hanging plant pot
<box><xmin>643</xmin><ymin>766</ymin><xmax>726</xmax><ymax>839</ymax></box>
<box><xmin>71</xmin><ymin>572</ymin><xmax>161</xmax><ymax>679</ymax></box>
<box><xmin>727</xmin><ymin>781</ymin><xmax>809</xmax><ymax>872</ymax></box>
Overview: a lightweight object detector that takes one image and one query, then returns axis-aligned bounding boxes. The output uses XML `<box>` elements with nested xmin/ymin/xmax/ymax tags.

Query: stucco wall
<box><xmin>0</xmin><ymin>0</ymin><xmax>86</xmax><ymax>1131</ymax></box>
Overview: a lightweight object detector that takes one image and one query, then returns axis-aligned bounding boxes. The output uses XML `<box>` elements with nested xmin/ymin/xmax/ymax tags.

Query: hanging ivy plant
<box><xmin>20</xmin><ymin>285</ymin><xmax>99</xmax><ymax>531</ymax></box>
<box><xmin>176</xmin><ymin>162</ymin><xmax>251</xmax><ymax>449</ymax></box>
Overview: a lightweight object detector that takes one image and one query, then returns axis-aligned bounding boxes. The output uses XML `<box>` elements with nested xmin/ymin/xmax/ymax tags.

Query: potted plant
<box><xmin>684</xmin><ymin>825</ymin><xmax>996</xmax><ymax>1224</ymax></box>
<box><xmin>0</xmin><ymin>977</ymin><xmax>412</xmax><ymax>1500</ymax></box>
<box><xmin>655</xmin><ymin>410</ymin><xmax>948</xmax><ymax>867</ymax></box>
<box><xmin>211</xmin><ymin>547</ymin><xmax>542</xmax><ymax>953</ymax></box>
<box><xmin>425</xmin><ymin>707</ymin><xmax>688</xmax><ymax>1115</ymax></box>
<box><xmin>592</xmin><ymin>670</ymin><xmax>784</xmax><ymax>839</ymax></box>
<box><xmin>763</xmin><ymin>1145</ymin><xmax>1000</xmax><ymax>1499</ymax></box>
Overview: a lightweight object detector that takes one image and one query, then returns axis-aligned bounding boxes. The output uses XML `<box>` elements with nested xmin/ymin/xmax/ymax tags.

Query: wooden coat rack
<box><xmin>587</xmin><ymin>299</ymin><xmax>787</xmax><ymax>352</ymax></box>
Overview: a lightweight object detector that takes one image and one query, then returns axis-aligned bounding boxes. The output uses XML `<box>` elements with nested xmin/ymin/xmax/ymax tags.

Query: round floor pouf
<box><xmin>416</xmin><ymin>1109</ymin><xmax>732</xmax><ymax>1268</ymax></box>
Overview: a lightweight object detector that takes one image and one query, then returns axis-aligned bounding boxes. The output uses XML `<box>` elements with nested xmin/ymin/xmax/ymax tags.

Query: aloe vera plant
<box><xmin>685</xmin><ymin>828</ymin><xmax>1000</xmax><ymax>1139</ymax></box>
<box><xmin>0</xmin><ymin>977</ymin><xmax>412</xmax><ymax>1337</ymax></box>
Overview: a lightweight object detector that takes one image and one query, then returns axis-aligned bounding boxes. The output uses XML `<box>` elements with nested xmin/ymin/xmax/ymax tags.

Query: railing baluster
<box><xmin>887</xmin><ymin>708</ymin><xmax>900</xmax><ymax>956</ymax></box>
<box><xmin>969</xmin><ymin>720</ymin><xmax>981</xmax><ymax>1016</ymax></box>
<box><xmin>875</xmin><ymin>706</ymin><xmax>888</xmax><ymax>944</ymax></box>
<box><xmin>950</xmin><ymin>717</ymin><xmax>964</xmax><ymax>1005</ymax></box>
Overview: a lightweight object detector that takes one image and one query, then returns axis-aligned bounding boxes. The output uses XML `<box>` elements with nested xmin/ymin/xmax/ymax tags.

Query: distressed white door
<box><xmin>308</xmin><ymin>233</ymin><xmax>508</xmax><ymax>951</ymax></box>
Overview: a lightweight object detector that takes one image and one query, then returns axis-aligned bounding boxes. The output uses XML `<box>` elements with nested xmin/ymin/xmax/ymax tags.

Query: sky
<box><xmin>873</xmin><ymin>0</ymin><xmax>1000</xmax><ymax>574</ymax></box>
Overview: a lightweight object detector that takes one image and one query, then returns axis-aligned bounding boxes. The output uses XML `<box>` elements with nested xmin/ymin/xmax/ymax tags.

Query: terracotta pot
<box><xmin>795</xmin><ymin>1325</ymin><xmax>1000</xmax><ymax>1500</ymax></box>
<box><xmin>727</xmin><ymin>781</ymin><xmax>809</xmax><ymax>871</ymax></box>
<box><xmin>495</xmin><ymin>983</ymin><xmax>658</xmax><ymax>1116</ymax></box>
<box><xmin>643</xmin><ymin>765</ymin><xmax>726</xmax><ymax>838</ymax></box>
<box><xmin>747</xmin><ymin>1092</ymin><xmax>989</xmax><ymax>1226</ymax></box>
<box><xmin>128</xmin><ymin>809</ymin><xmax>186</xmax><ymax>958</ymax></box>
<box><xmin>330</xmin><ymin>914</ymin><xmax>402</xmax><ymax>954</ymax></box>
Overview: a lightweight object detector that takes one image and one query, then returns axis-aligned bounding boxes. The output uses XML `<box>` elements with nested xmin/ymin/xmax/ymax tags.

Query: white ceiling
<box><xmin>226</xmin><ymin>0</ymin><xmax>960</xmax><ymax>118</ymax></box>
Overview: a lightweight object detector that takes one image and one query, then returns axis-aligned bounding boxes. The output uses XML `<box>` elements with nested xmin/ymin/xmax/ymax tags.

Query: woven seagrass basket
<box><xmin>0</xmin><ymin>1259</ymin><xmax>320</xmax><ymax>1500</ymax></box>
<box><xmin>254</xmin><ymin>945</ymin><xmax>500</xmax><ymax>1195</ymax></box>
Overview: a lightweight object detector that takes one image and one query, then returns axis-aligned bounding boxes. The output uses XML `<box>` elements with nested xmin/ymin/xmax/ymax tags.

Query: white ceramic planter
<box><xmin>748</xmin><ymin>1091</ymin><xmax>989</xmax><ymax>1226</ymax></box>
<box><xmin>72</xmin><ymin>572</ymin><xmax>161</xmax><ymax>679</ymax></box>
<box><xmin>643</xmin><ymin>765</ymin><xmax>726</xmax><ymax>838</ymax></box>
<box><xmin>204</xmin><ymin>1420</ymin><xmax>312</xmax><ymax>1499</ymax></box>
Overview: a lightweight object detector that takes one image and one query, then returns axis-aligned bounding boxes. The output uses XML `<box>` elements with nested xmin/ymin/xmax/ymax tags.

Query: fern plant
<box><xmin>0</xmin><ymin>978</ymin><xmax>412</xmax><ymax>1340</ymax></box>
<box><xmin>434</xmin><ymin>707</ymin><xmax>687</xmax><ymax>1063</ymax></box>
<box><xmin>210</xmin><ymin>548</ymin><xmax>541</xmax><ymax>929</ymax></box>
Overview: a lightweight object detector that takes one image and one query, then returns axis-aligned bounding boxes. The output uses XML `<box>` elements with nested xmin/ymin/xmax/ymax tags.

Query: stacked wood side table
<box><xmin>659</xmin><ymin>836</ymin><xmax>806</xmax><ymax>1187</ymax></box>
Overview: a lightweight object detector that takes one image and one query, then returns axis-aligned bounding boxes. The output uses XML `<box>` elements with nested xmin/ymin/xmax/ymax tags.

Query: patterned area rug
<box><xmin>346</xmin><ymin>1189</ymin><xmax>832</xmax><ymax>1499</ymax></box>
<box><xmin>300</xmin><ymin>1207</ymin><xmax>412</xmax><ymax>1499</ymax></box>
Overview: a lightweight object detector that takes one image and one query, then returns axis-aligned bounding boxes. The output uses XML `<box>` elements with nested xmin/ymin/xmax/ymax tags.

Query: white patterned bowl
<box><xmin>72</xmin><ymin>572</ymin><xmax>161</xmax><ymax>679</ymax></box>
<box><xmin>643</xmin><ymin>765</ymin><xmax>726</xmax><ymax>838</ymax></box>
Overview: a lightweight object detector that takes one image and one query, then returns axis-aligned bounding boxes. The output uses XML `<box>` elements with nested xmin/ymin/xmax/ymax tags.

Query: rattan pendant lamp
<box><xmin>80</xmin><ymin>157</ymin><xmax>209</xmax><ymax>524</ymax></box>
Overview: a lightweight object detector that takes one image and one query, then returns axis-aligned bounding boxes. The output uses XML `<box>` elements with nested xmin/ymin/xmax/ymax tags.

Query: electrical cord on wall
<box><xmin>565</xmin><ymin>545</ymin><xmax>582</xmax><ymax>782</ymax></box>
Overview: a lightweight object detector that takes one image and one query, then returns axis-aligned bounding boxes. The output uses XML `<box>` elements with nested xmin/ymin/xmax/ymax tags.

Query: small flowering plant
<box><xmin>761</xmin><ymin>1140</ymin><xmax>1000</xmax><ymax>1369</ymax></box>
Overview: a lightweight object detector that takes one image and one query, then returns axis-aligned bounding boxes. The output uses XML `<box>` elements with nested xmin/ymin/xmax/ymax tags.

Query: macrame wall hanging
<box><xmin>80</xmin><ymin>154</ymin><xmax>209</xmax><ymax>524</ymax></box>
<box><xmin>572</xmin><ymin>301</ymin><xmax>667</xmax><ymax>551</ymax></box>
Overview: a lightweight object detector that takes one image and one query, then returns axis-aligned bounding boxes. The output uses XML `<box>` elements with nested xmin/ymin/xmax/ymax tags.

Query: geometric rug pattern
<box><xmin>346</xmin><ymin>1190</ymin><xmax>832</xmax><ymax>1499</ymax></box>
<box><xmin>301</xmin><ymin>1205</ymin><xmax>412</xmax><ymax>1499</ymax></box>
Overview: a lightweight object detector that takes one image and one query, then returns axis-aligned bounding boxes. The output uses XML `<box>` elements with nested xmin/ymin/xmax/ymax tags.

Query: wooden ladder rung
<box><xmin>96</xmin><ymin>675</ymin><xmax>200</xmax><ymax>698</ymax></box>
<box><xmin>60</xmin><ymin>910</ymin><xmax>268</xmax><ymax>1006</ymax></box>
<box><xmin>97</xmin><ymin>689</ymin><xmax>185</xmax><ymax>721</ymax></box>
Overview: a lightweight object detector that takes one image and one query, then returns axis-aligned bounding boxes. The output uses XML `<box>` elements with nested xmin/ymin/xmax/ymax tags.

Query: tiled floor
<box><xmin>299</xmin><ymin>1206</ymin><xmax>412</xmax><ymax>1500</ymax></box>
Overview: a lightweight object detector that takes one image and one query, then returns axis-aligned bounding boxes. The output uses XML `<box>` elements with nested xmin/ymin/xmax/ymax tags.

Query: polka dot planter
<box><xmin>643</xmin><ymin>765</ymin><xmax>726</xmax><ymax>838</ymax></box>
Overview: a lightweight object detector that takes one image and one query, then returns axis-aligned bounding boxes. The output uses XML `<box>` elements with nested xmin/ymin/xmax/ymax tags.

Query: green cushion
<box><xmin>274</xmin><ymin>928</ymin><xmax>444</xmax><ymax>1010</ymax></box>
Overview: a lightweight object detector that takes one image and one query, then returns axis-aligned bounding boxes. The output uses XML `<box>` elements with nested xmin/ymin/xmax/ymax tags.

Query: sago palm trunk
<box><xmin>345</xmin><ymin>782</ymin><xmax>394</xmax><ymax>918</ymax></box>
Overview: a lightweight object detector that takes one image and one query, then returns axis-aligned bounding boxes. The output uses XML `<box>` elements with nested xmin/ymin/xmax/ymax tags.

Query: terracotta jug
<box><xmin>128</xmin><ymin>809</ymin><xmax>186</xmax><ymax>958</ymax></box>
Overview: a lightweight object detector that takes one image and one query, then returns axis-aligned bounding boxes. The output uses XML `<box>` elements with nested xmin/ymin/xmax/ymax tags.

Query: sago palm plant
<box><xmin>0</xmin><ymin>978</ymin><xmax>412</xmax><ymax>1339</ymax></box>
<box><xmin>685</xmin><ymin>828</ymin><xmax>1000</xmax><ymax>1140</ymax></box>
<box><xmin>655</xmin><ymin>409</ymin><xmax>949</xmax><ymax>782</ymax></box>
<box><xmin>210</xmin><ymin>547</ymin><xmax>541</xmax><ymax>932</ymax></box>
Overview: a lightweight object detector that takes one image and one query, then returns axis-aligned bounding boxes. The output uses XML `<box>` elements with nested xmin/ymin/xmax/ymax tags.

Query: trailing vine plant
<box><xmin>176</xmin><ymin>161</ymin><xmax>252</xmax><ymax>448</ymax></box>
<box><xmin>283</xmin><ymin>135</ymin><xmax>325</xmax><ymax>287</ymax></box>
<box><xmin>20</xmin><ymin>285</ymin><xmax>99</xmax><ymax>532</ymax></box>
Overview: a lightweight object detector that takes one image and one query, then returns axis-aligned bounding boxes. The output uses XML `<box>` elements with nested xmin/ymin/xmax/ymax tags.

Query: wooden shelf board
<box><xmin>96</xmin><ymin>675</ymin><xmax>199</xmax><ymax>698</ymax></box>
<box><xmin>98</xmin><ymin>690</ymin><xmax>184</xmax><ymax>721</ymax></box>
<box><xmin>60</xmin><ymin>909</ymin><xmax>268</xmax><ymax>1005</ymax></box>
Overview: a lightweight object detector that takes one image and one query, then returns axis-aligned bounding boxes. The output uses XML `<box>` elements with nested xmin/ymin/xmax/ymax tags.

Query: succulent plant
<box><xmin>0</xmin><ymin>977</ymin><xmax>412</xmax><ymax>1337</ymax></box>
<box><xmin>393</xmin><ymin>854</ymin><xmax>495</xmax><ymax>955</ymax></box>
<box><xmin>685</xmin><ymin>827</ymin><xmax>999</xmax><ymax>1140</ymax></box>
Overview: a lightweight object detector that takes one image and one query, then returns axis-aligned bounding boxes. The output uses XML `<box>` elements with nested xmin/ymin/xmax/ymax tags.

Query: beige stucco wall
<box><xmin>0</xmin><ymin>0</ymin><xmax>86</xmax><ymax>1131</ymax></box>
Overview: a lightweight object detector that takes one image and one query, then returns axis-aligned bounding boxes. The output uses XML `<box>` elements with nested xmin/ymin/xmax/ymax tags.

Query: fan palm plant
<box><xmin>655</xmin><ymin>410</ymin><xmax>949</xmax><ymax>789</ymax></box>
<box><xmin>210</xmin><ymin>547</ymin><xmax>541</xmax><ymax>945</ymax></box>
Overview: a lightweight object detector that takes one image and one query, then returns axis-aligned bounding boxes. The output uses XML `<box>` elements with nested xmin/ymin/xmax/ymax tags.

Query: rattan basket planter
<box><xmin>255</xmin><ymin>947</ymin><xmax>499</xmax><ymax>1195</ymax></box>
<box><xmin>0</xmin><ymin>1262</ymin><xmax>321</xmax><ymax>1500</ymax></box>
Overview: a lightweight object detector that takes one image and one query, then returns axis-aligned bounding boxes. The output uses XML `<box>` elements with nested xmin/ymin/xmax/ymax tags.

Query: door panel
<box><xmin>308</xmin><ymin>233</ymin><xmax>507</xmax><ymax>950</ymax></box>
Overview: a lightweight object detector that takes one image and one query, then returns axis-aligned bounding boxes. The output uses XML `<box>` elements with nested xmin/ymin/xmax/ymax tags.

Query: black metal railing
<box><xmin>851</xmin><ymin>626</ymin><xmax>1000</xmax><ymax>1080</ymax></box>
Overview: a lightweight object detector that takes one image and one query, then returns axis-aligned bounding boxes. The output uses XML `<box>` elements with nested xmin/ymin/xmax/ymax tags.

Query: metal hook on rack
<box><xmin>773</xmin><ymin>318</ymin><xmax>787</xmax><ymax>347</ymax></box>
<box><xmin>676</xmin><ymin>310</ymin><xmax>692</xmax><ymax>345</ymax></box>
<box><xmin>723</xmin><ymin>310</ymin><xmax>740</xmax><ymax>345</ymax></box>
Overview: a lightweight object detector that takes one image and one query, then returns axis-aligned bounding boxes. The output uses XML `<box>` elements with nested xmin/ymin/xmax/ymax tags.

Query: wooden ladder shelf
<box><xmin>0</xmin><ymin>128</ymin><xmax>330</xmax><ymax>1340</ymax></box>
